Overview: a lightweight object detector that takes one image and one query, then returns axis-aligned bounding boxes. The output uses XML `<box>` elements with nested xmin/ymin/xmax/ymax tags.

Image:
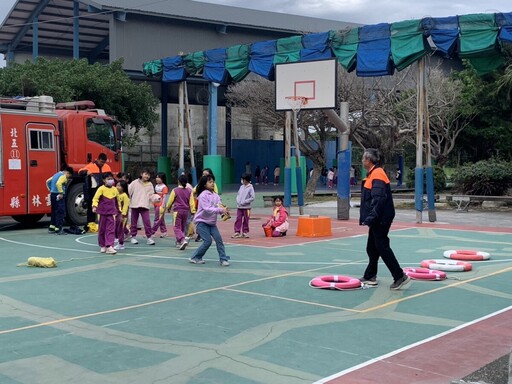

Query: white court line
<box><xmin>0</xmin><ymin>236</ymin><xmax>368</xmax><ymax>266</ymax></box>
<box><xmin>313</xmin><ymin>305</ymin><xmax>512</xmax><ymax>384</ymax></box>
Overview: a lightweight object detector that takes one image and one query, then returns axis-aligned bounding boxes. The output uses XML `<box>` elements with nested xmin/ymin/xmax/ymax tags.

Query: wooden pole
<box><xmin>178</xmin><ymin>82</ymin><xmax>185</xmax><ymax>174</ymax></box>
<box><xmin>423</xmin><ymin>59</ymin><xmax>437</xmax><ymax>222</ymax></box>
<box><xmin>415</xmin><ymin>58</ymin><xmax>425</xmax><ymax>224</ymax></box>
<box><xmin>183</xmin><ymin>82</ymin><xmax>197</xmax><ymax>185</ymax></box>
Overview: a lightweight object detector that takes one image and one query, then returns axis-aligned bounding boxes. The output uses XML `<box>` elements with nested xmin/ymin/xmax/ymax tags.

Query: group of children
<box><xmin>84</xmin><ymin>168</ymin><xmax>289</xmax><ymax>264</ymax></box>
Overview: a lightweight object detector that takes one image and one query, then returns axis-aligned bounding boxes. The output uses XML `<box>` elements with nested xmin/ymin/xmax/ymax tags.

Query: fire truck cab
<box><xmin>0</xmin><ymin>96</ymin><xmax>122</xmax><ymax>225</ymax></box>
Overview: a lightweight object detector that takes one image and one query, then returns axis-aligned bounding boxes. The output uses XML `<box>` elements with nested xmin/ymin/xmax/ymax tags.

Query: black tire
<box><xmin>11</xmin><ymin>214</ymin><xmax>44</xmax><ymax>226</ymax></box>
<box><xmin>66</xmin><ymin>183</ymin><xmax>87</xmax><ymax>226</ymax></box>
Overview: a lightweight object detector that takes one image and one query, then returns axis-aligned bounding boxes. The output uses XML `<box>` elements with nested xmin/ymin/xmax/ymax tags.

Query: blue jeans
<box><xmin>192</xmin><ymin>222</ymin><xmax>230</xmax><ymax>262</ymax></box>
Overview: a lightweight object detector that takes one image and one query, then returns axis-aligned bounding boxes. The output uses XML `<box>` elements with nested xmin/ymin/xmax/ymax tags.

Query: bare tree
<box><xmin>391</xmin><ymin>66</ymin><xmax>477</xmax><ymax>166</ymax></box>
<box><xmin>226</xmin><ymin>68</ymin><xmax>420</xmax><ymax>196</ymax></box>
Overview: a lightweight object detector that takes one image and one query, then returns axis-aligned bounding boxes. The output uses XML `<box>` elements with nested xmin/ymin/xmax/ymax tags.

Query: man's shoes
<box><xmin>179</xmin><ymin>240</ymin><xmax>188</xmax><ymax>250</ymax></box>
<box><xmin>160</xmin><ymin>232</ymin><xmax>168</xmax><ymax>238</ymax></box>
<box><xmin>130</xmin><ymin>238</ymin><xmax>139</xmax><ymax>245</ymax></box>
<box><xmin>114</xmin><ymin>244</ymin><xmax>125</xmax><ymax>250</ymax></box>
<box><xmin>359</xmin><ymin>277</ymin><xmax>378</xmax><ymax>286</ymax></box>
<box><xmin>189</xmin><ymin>258</ymin><xmax>205</xmax><ymax>264</ymax></box>
<box><xmin>220</xmin><ymin>260</ymin><xmax>230</xmax><ymax>267</ymax></box>
<box><xmin>147</xmin><ymin>238</ymin><xmax>155</xmax><ymax>245</ymax></box>
<box><xmin>241</xmin><ymin>233</ymin><xmax>250</xmax><ymax>238</ymax></box>
<box><xmin>231</xmin><ymin>233</ymin><xmax>242</xmax><ymax>238</ymax></box>
<box><xmin>390</xmin><ymin>274</ymin><xmax>411</xmax><ymax>290</ymax></box>
<box><xmin>55</xmin><ymin>229</ymin><xmax>67</xmax><ymax>235</ymax></box>
<box><xmin>48</xmin><ymin>226</ymin><xmax>56</xmax><ymax>234</ymax></box>
<box><xmin>106</xmin><ymin>246</ymin><xmax>117</xmax><ymax>254</ymax></box>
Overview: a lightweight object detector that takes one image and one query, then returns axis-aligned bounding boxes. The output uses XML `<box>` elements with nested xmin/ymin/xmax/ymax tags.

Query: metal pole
<box><xmin>73</xmin><ymin>0</ymin><xmax>79</xmax><ymax>59</ymax></box>
<box><xmin>337</xmin><ymin>102</ymin><xmax>350</xmax><ymax>220</ymax></box>
<box><xmin>208</xmin><ymin>83</ymin><xmax>218</xmax><ymax>155</ymax></box>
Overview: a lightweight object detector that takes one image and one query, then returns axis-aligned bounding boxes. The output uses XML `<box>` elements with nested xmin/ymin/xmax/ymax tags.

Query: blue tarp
<box><xmin>248</xmin><ymin>40</ymin><xmax>277</xmax><ymax>80</ymax></box>
<box><xmin>497</xmin><ymin>12</ymin><xmax>512</xmax><ymax>42</ymax></box>
<box><xmin>422</xmin><ymin>16</ymin><xmax>459</xmax><ymax>57</ymax></box>
<box><xmin>300</xmin><ymin>32</ymin><xmax>333</xmax><ymax>61</ymax></box>
<box><xmin>162</xmin><ymin>56</ymin><xmax>187</xmax><ymax>82</ymax></box>
<box><xmin>203</xmin><ymin>48</ymin><xmax>230</xmax><ymax>84</ymax></box>
<box><xmin>357</xmin><ymin>23</ymin><xmax>393</xmax><ymax>76</ymax></box>
<box><xmin>145</xmin><ymin>11</ymin><xmax>512</xmax><ymax>82</ymax></box>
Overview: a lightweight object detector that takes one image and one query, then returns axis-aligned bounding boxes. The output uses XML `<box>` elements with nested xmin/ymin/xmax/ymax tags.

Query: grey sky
<box><xmin>0</xmin><ymin>0</ymin><xmax>511</xmax><ymax>66</ymax></box>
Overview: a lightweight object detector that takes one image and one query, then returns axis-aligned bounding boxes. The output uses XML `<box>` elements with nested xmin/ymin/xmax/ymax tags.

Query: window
<box><xmin>86</xmin><ymin>119</ymin><xmax>116</xmax><ymax>150</ymax></box>
<box><xmin>29</xmin><ymin>130</ymin><xmax>54</xmax><ymax>150</ymax></box>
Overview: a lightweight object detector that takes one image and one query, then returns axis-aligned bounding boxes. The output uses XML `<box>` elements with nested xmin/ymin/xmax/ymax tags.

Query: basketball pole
<box><xmin>292</xmin><ymin>108</ymin><xmax>304</xmax><ymax>215</ymax></box>
<box><xmin>284</xmin><ymin>112</ymin><xmax>292</xmax><ymax>211</ymax></box>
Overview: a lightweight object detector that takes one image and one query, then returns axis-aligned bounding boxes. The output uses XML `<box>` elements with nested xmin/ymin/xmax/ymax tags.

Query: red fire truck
<box><xmin>0</xmin><ymin>96</ymin><xmax>122</xmax><ymax>225</ymax></box>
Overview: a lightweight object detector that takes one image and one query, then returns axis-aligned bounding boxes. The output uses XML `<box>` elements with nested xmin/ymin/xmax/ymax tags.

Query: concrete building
<box><xmin>0</xmin><ymin>0</ymin><xmax>358</xmax><ymax>173</ymax></box>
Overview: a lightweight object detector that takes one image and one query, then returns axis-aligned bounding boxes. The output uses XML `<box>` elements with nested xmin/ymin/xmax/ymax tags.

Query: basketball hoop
<box><xmin>285</xmin><ymin>96</ymin><xmax>308</xmax><ymax>113</ymax></box>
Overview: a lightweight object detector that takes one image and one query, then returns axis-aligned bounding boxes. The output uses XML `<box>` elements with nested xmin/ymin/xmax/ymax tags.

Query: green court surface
<box><xmin>0</xmin><ymin>219</ymin><xmax>511</xmax><ymax>383</ymax></box>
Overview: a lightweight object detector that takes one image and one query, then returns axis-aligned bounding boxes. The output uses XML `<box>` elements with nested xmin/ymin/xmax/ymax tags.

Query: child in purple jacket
<box><xmin>189</xmin><ymin>175</ymin><xmax>231</xmax><ymax>266</ymax></box>
<box><xmin>92</xmin><ymin>172</ymin><xmax>119</xmax><ymax>254</ymax></box>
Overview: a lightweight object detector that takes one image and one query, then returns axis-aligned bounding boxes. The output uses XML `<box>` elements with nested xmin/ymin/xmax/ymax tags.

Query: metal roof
<box><xmin>0</xmin><ymin>0</ymin><xmax>111</xmax><ymax>58</ymax></box>
<box><xmin>81</xmin><ymin>0</ymin><xmax>358</xmax><ymax>33</ymax></box>
<box><xmin>0</xmin><ymin>0</ymin><xmax>358</xmax><ymax>60</ymax></box>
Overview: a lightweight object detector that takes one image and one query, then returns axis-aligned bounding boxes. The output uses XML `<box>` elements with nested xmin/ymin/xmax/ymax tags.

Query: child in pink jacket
<box><xmin>262</xmin><ymin>196</ymin><xmax>289</xmax><ymax>237</ymax></box>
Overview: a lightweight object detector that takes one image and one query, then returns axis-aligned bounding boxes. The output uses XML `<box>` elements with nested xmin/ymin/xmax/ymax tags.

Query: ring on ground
<box><xmin>309</xmin><ymin>275</ymin><xmax>363</xmax><ymax>290</ymax></box>
<box><xmin>443</xmin><ymin>249</ymin><xmax>490</xmax><ymax>261</ymax></box>
<box><xmin>421</xmin><ymin>259</ymin><xmax>472</xmax><ymax>272</ymax></box>
<box><xmin>404</xmin><ymin>267</ymin><xmax>446</xmax><ymax>280</ymax></box>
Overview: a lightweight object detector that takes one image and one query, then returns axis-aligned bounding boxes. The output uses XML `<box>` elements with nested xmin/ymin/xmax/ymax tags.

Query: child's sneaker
<box><xmin>100</xmin><ymin>247</ymin><xmax>106</xmax><ymax>253</ymax></box>
<box><xmin>114</xmin><ymin>238</ymin><xmax>119</xmax><ymax>246</ymax></box>
<box><xmin>106</xmin><ymin>246</ymin><xmax>117</xmax><ymax>254</ymax></box>
<box><xmin>179</xmin><ymin>239</ymin><xmax>188</xmax><ymax>250</ymax></box>
<box><xmin>114</xmin><ymin>244</ymin><xmax>125</xmax><ymax>250</ymax></box>
<box><xmin>220</xmin><ymin>260</ymin><xmax>230</xmax><ymax>267</ymax></box>
<box><xmin>147</xmin><ymin>238</ymin><xmax>155</xmax><ymax>245</ymax></box>
<box><xmin>242</xmin><ymin>233</ymin><xmax>250</xmax><ymax>238</ymax></box>
<box><xmin>159</xmin><ymin>232</ymin><xmax>168</xmax><ymax>238</ymax></box>
<box><xmin>231</xmin><ymin>233</ymin><xmax>242</xmax><ymax>238</ymax></box>
<box><xmin>130</xmin><ymin>238</ymin><xmax>139</xmax><ymax>244</ymax></box>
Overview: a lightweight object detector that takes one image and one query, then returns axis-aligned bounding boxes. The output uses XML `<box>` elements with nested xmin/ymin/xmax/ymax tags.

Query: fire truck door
<box><xmin>26</xmin><ymin>123</ymin><xmax>59</xmax><ymax>214</ymax></box>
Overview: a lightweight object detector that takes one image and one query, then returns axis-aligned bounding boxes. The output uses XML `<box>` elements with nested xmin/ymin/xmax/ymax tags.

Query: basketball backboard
<box><xmin>275</xmin><ymin>59</ymin><xmax>337</xmax><ymax>111</ymax></box>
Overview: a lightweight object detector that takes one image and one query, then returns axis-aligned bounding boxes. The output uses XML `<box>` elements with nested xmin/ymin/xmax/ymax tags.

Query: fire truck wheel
<box><xmin>12</xmin><ymin>214</ymin><xmax>44</xmax><ymax>226</ymax></box>
<box><xmin>66</xmin><ymin>183</ymin><xmax>87</xmax><ymax>227</ymax></box>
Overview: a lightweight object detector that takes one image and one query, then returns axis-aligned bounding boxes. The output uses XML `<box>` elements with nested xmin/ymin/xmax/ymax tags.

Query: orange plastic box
<box><xmin>296</xmin><ymin>216</ymin><xmax>332</xmax><ymax>237</ymax></box>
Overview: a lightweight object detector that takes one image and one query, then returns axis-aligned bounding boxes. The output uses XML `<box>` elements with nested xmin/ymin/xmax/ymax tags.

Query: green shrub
<box><xmin>406</xmin><ymin>165</ymin><xmax>447</xmax><ymax>192</ymax></box>
<box><xmin>452</xmin><ymin>159</ymin><xmax>512</xmax><ymax>195</ymax></box>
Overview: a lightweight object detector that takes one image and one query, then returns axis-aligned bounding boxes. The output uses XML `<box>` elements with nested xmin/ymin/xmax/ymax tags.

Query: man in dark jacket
<box><xmin>359</xmin><ymin>148</ymin><xmax>410</xmax><ymax>290</ymax></box>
